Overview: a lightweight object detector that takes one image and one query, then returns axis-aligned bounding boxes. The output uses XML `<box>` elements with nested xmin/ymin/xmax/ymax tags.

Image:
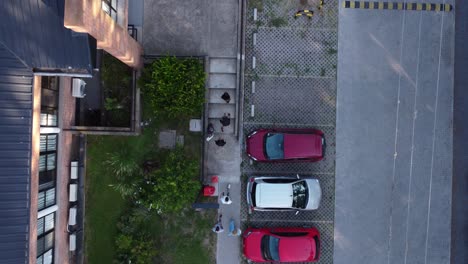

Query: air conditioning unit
<box><xmin>72</xmin><ymin>78</ymin><xmax>86</xmax><ymax>98</ymax></box>
<box><xmin>70</xmin><ymin>161</ymin><xmax>79</xmax><ymax>180</ymax></box>
<box><xmin>69</xmin><ymin>234</ymin><xmax>76</xmax><ymax>251</ymax></box>
<box><xmin>69</xmin><ymin>184</ymin><xmax>78</xmax><ymax>202</ymax></box>
<box><xmin>68</xmin><ymin>207</ymin><xmax>77</xmax><ymax>226</ymax></box>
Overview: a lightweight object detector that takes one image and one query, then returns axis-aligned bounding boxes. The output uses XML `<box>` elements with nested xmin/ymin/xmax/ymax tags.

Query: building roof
<box><xmin>0</xmin><ymin>44</ymin><xmax>33</xmax><ymax>264</ymax></box>
<box><xmin>0</xmin><ymin>0</ymin><xmax>94</xmax><ymax>73</ymax></box>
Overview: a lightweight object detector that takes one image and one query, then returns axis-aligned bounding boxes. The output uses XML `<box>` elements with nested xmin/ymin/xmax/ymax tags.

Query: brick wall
<box><xmin>64</xmin><ymin>0</ymin><xmax>143</xmax><ymax>68</ymax></box>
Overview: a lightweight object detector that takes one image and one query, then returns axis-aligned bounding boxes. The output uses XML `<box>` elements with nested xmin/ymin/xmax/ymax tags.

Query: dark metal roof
<box><xmin>0</xmin><ymin>43</ymin><xmax>33</xmax><ymax>264</ymax></box>
<box><xmin>0</xmin><ymin>0</ymin><xmax>93</xmax><ymax>73</ymax></box>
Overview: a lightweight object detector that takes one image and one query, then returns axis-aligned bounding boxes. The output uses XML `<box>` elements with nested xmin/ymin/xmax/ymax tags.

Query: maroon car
<box><xmin>243</xmin><ymin>227</ymin><xmax>320</xmax><ymax>263</ymax></box>
<box><xmin>246</xmin><ymin>128</ymin><xmax>325</xmax><ymax>162</ymax></box>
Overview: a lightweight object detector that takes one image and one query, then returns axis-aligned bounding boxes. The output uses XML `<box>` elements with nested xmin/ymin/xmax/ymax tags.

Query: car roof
<box><xmin>279</xmin><ymin>236</ymin><xmax>315</xmax><ymax>261</ymax></box>
<box><xmin>283</xmin><ymin>133</ymin><xmax>322</xmax><ymax>159</ymax></box>
<box><xmin>255</xmin><ymin>182</ymin><xmax>293</xmax><ymax>208</ymax></box>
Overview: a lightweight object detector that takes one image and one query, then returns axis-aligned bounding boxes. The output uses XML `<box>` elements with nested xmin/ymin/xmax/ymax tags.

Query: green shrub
<box><xmin>141</xmin><ymin>56</ymin><xmax>206</xmax><ymax>118</ymax></box>
<box><xmin>136</xmin><ymin>147</ymin><xmax>201</xmax><ymax>214</ymax></box>
<box><xmin>114</xmin><ymin>211</ymin><xmax>157</xmax><ymax>264</ymax></box>
<box><xmin>105</xmin><ymin>147</ymin><xmax>141</xmax><ymax>180</ymax></box>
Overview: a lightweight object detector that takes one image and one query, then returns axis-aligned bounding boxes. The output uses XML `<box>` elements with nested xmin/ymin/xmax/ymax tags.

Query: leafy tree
<box><xmin>140</xmin><ymin>56</ymin><xmax>206</xmax><ymax>118</ymax></box>
<box><xmin>136</xmin><ymin>147</ymin><xmax>201</xmax><ymax>214</ymax></box>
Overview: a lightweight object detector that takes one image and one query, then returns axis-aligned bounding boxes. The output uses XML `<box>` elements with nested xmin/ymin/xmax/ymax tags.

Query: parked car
<box><xmin>246</xmin><ymin>128</ymin><xmax>325</xmax><ymax>162</ymax></box>
<box><xmin>246</xmin><ymin>175</ymin><xmax>321</xmax><ymax>214</ymax></box>
<box><xmin>243</xmin><ymin>226</ymin><xmax>320</xmax><ymax>263</ymax></box>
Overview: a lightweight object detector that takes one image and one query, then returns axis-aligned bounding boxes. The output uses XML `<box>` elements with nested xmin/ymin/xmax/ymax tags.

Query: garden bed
<box><xmin>84</xmin><ymin>56</ymin><xmax>216</xmax><ymax>264</ymax></box>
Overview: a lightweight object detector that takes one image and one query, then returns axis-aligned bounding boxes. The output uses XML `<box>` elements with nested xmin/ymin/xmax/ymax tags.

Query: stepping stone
<box><xmin>158</xmin><ymin>130</ymin><xmax>176</xmax><ymax>149</ymax></box>
<box><xmin>176</xmin><ymin>135</ymin><xmax>185</xmax><ymax>146</ymax></box>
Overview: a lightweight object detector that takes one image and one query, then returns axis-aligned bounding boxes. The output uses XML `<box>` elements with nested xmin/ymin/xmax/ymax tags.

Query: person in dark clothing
<box><xmin>221</xmin><ymin>92</ymin><xmax>231</xmax><ymax>103</ymax></box>
<box><xmin>215</xmin><ymin>138</ymin><xmax>226</xmax><ymax>147</ymax></box>
<box><xmin>220</xmin><ymin>113</ymin><xmax>231</xmax><ymax>132</ymax></box>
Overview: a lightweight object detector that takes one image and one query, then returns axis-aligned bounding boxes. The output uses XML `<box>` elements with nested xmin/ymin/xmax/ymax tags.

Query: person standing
<box><xmin>220</xmin><ymin>113</ymin><xmax>231</xmax><ymax>132</ymax></box>
<box><xmin>221</xmin><ymin>92</ymin><xmax>231</xmax><ymax>103</ymax></box>
<box><xmin>220</xmin><ymin>184</ymin><xmax>232</xmax><ymax>204</ymax></box>
<box><xmin>215</xmin><ymin>138</ymin><xmax>226</xmax><ymax>147</ymax></box>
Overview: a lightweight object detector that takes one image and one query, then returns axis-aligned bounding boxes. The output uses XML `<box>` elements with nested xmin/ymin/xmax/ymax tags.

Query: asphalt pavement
<box><xmin>335</xmin><ymin>1</ymin><xmax>454</xmax><ymax>263</ymax></box>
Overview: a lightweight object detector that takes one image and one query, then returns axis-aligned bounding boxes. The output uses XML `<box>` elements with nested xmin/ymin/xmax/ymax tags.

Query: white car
<box><xmin>246</xmin><ymin>175</ymin><xmax>321</xmax><ymax>214</ymax></box>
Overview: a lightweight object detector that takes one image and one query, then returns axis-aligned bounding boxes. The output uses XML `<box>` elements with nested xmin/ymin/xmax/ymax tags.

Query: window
<box><xmin>38</xmin><ymin>188</ymin><xmax>55</xmax><ymax>211</ymax></box>
<box><xmin>292</xmin><ymin>180</ymin><xmax>308</xmax><ymax>209</ymax></box>
<box><xmin>261</xmin><ymin>235</ymin><xmax>280</xmax><ymax>261</ymax></box>
<box><xmin>37</xmin><ymin>213</ymin><xmax>55</xmax><ymax>237</ymax></box>
<box><xmin>102</xmin><ymin>0</ymin><xmax>118</xmax><ymax>21</ymax></box>
<box><xmin>264</xmin><ymin>133</ymin><xmax>284</xmax><ymax>160</ymax></box>
<box><xmin>39</xmin><ymin>134</ymin><xmax>57</xmax><ymax>190</ymax></box>
<box><xmin>40</xmin><ymin>77</ymin><xmax>59</xmax><ymax>127</ymax></box>
<box><xmin>37</xmin><ymin>213</ymin><xmax>55</xmax><ymax>264</ymax></box>
<box><xmin>38</xmin><ymin>134</ymin><xmax>57</xmax><ymax>210</ymax></box>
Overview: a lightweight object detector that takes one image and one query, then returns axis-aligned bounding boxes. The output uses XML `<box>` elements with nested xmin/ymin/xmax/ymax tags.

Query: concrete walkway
<box><xmin>143</xmin><ymin>1</ymin><xmax>242</xmax><ymax>263</ymax></box>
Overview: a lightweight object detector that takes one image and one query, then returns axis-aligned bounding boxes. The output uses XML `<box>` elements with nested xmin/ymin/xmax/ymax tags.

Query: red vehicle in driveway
<box><xmin>243</xmin><ymin>227</ymin><xmax>320</xmax><ymax>263</ymax></box>
<box><xmin>246</xmin><ymin>128</ymin><xmax>325</xmax><ymax>162</ymax></box>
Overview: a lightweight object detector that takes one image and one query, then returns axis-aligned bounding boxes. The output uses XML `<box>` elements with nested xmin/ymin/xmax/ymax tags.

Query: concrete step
<box><xmin>209</xmin><ymin>89</ymin><xmax>236</xmax><ymax>104</ymax></box>
<box><xmin>208</xmin><ymin>104</ymin><xmax>236</xmax><ymax>118</ymax></box>
<box><xmin>207</xmin><ymin>118</ymin><xmax>235</xmax><ymax>134</ymax></box>
<box><xmin>209</xmin><ymin>57</ymin><xmax>237</xmax><ymax>73</ymax></box>
<box><xmin>209</xmin><ymin>73</ymin><xmax>236</xmax><ymax>89</ymax></box>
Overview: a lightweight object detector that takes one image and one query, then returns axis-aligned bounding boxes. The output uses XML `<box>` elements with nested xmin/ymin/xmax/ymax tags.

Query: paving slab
<box><xmin>158</xmin><ymin>130</ymin><xmax>176</xmax><ymax>149</ymax></box>
<box><xmin>335</xmin><ymin>1</ymin><xmax>454</xmax><ymax>264</ymax></box>
<box><xmin>143</xmin><ymin>0</ymin><xmax>238</xmax><ymax>57</ymax></box>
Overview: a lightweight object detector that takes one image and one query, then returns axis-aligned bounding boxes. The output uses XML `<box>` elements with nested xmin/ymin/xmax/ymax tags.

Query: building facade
<box><xmin>0</xmin><ymin>1</ymin><xmax>143</xmax><ymax>263</ymax></box>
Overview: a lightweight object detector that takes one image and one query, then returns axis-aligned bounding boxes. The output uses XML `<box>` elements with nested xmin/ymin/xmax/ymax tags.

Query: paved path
<box><xmin>143</xmin><ymin>0</ymin><xmax>239</xmax><ymax>57</ymax></box>
<box><xmin>335</xmin><ymin>1</ymin><xmax>454</xmax><ymax>264</ymax></box>
<box><xmin>143</xmin><ymin>1</ymin><xmax>242</xmax><ymax>263</ymax></box>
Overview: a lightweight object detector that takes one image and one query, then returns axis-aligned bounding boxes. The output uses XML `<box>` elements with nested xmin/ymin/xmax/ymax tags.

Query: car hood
<box><xmin>279</xmin><ymin>237</ymin><xmax>316</xmax><ymax>262</ymax></box>
<box><xmin>243</xmin><ymin>231</ymin><xmax>264</xmax><ymax>262</ymax></box>
<box><xmin>284</xmin><ymin>134</ymin><xmax>323</xmax><ymax>159</ymax></box>
<box><xmin>246</xmin><ymin>130</ymin><xmax>267</xmax><ymax>160</ymax></box>
<box><xmin>305</xmin><ymin>179</ymin><xmax>322</xmax><ymax>210</ymax></box>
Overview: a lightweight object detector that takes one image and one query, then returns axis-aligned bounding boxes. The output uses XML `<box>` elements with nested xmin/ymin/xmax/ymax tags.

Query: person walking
<box><xmin>228</xmin><ymin>219</ymin><xmax>242</xmax><ymax>237</ymax></box>
<box><xmin>215</xmin><ymin>138</ymin><xmax>226</xmax><ymax>147</ymax></box>
<box><xmin>212</xmin><ymin>214</ymin><xmax>224</xmax><ymax>233</ymax></box>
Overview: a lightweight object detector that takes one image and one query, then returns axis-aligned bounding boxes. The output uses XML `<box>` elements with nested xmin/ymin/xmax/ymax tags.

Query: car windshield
<box><xmin>264</xmin><ymin>133</ymin><xmax>284</xmax><ymax>160</ymax></box>
<box><xmin>261</xmin><ymin>235</ymin><xmax>280</xmax><ymax>261</ymax></box>
<box><xmin>292</xmin><ymin>180</ymin><xmax>308</xmax><ymax>209</ymax></box>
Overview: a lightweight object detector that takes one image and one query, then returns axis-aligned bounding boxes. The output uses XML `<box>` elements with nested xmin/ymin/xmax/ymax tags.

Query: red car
<box><xmin>243</xmin><ymin>227</ymin><xmax>320</xmax><ymax>263</ymax></box>
<box><xmin>246</xmin><ymin>128</ymin><xmax>325</xmax><ymax>162</ymax></box>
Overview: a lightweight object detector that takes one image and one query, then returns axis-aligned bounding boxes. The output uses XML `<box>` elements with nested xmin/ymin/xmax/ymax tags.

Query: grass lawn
<box><xmin>85</xmin><ymin>115</ymin><xmax>216</xmax><ymax>263</ymax></box>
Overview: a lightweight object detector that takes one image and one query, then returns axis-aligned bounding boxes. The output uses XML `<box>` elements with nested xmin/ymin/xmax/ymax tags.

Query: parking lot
<box><xmin>241</xmin><ymin>0</ymin><xmax>338</xmax><ymax>263</ymax></box>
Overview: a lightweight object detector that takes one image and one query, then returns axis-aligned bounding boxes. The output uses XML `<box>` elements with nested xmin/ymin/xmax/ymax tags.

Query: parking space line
<box><xmin>343</xmin><ymin>1</ymin><xmax>453</xmax><ymax>12</ymax></box>
<box><xmin>245</xmin><ymin>73</ymin><xmax>335</xmax><ymax>79</ymax></box>
<box><xmin>245</xmin><ymin>219</ymin><xmax>334</xmax><ymax>224</ymax></box>
<box><xmin>244</xmin><ymin>121</ymin><xmax>335</xmax><ymax>127</ymax></box>
<box><xmin>243</xmin><ymin>171</ymin><xmax>335</xmax><ymax>175</ymax></box>
<box><xmin>247</xmin><ymin>25</ymin><xmax>338</xmax><ymax>32</ymax></box>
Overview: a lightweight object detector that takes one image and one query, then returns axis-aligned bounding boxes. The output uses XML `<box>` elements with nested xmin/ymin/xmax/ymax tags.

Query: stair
<box><xmin>207</xmin><ymin>118</ymin><xmax>235</xmax><ymax>134</ymax></box>
<box><xmin>209</xmin><ymin>89</ymin><xmax>236</xmax><ymax>104</ymax></box>
<box><xmin>206</xmin><ymin>57</ymin><xmax>239</xmax><ymax>137</ymax></box>
<box><xmin>208</xmin><ymin>104</ymin><xmax>236</xmax><ymax>118</ymax></box>
<box><xmin>209</xmin><ymin>73</ymin><xmax>237</xmax><ymax>89</ymax></box>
